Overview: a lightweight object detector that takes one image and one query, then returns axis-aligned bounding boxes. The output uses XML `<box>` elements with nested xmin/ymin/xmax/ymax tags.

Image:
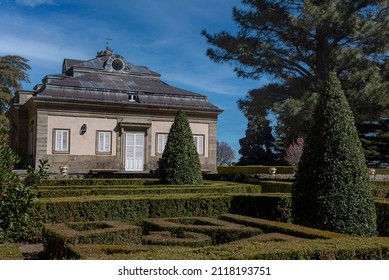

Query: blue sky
<box><xmin>1</xmin><ymin>0</ymin><xmax>267</xmax><ymax>159</ymax></box>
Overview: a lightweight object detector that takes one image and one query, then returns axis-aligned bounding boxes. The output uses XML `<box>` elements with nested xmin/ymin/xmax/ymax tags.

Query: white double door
<box><xmin>124</xmin><ymin>132</ymin><xmax>144</xmax><ymax>171</ymax></box>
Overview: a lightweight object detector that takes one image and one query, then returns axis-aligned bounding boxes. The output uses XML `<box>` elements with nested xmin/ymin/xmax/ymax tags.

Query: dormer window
<box><xmin>128</xmin><ymin>94</ymin><xmax>137</xmax><ymax>102</ymax></box>
<box><xmin>104</xmin><ymin>55</ymin><xmax>127</xmax><ymax>73</ymax></box>
<box><xmin>112</xmin><ymin>58</ymin><xmax>124</xmax><ymax>71</ymax></box>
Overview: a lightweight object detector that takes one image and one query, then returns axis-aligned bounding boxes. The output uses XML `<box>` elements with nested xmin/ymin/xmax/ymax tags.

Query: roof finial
<box><xmin>105</xmin><ymin>37</ymin><xmax>112</xmax><ymax>50</ymax></box>
<box><xmin>96</xmin><ymin>38</ymin><xmax>113</xmax><ymax>57</ymax></box>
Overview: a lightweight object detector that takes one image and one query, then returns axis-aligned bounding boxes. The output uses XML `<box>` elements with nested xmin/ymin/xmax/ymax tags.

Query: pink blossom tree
<box><xmin>285</xmin><ymin>137</ymin><xmax>304</xmax><ymax>166</ymax></box>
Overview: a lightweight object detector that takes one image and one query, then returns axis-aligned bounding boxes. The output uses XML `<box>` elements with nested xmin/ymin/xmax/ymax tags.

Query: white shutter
<box><xmin>157</xmin><ymin>134</ymin><xmax>163</xmax><ymax>153</ymax></box>
<box><xmin>98</xmin><ymin>132</ymin><xmax>104</xmax><ymax>151</ymax></box>
<box><xmin>104</xmin><ymin>132</ymin><xmax>110</xmax><ymax>152</ymax></box>
<box><xmin>193</xmin><ymin>135</ymin><xmax>204</xmax><ymax>155</ymax></box>
<box><xmin>157</xmin><ymin>134</ymin><xmax>168</xmax><ymax>153</ymax></box>
<box><xmin>62</xmin><ymin>130</ymin><xmax>69</xmax><ymax>151</ymax></box>
<box><xmin>54</xmin><ymin>129</ymin><xmax>69</xmax><ymax>152</ymax></box>
<box><xmin>97</xmin><ymin>131</ymin><xmax>111</xmax><ymax>153</ymax></box>
<box><xmin>197</xmin><ymin>135</ymin><xmax>204</xmax><ymax>155</ymax></box>
<box><xmin>55</xmin><ymin>130</ymin><xmax>62</xmax><ymax>151</ymax></box>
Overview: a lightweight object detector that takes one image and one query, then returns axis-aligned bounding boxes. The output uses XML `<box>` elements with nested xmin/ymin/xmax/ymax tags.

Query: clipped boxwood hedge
<box><xmin>243</xmin><ymin>179</ymin><xmax>293</xmax><ymax>193</ymax></box>
<box><xmin>372</xmin><ymin>180</ymin><xmax>389</xmax><ymax>187</ymax></box>
<box><xmin>376</xmin><ymin>200</ymin><xmax>389</xmax><ymax>237</ymax></box>
<box><xmin>37</xmin><ymin>184</ymin><xmax>261</xmax><ymax>198</ymax></box>
<box><xmin>147</xmin><ymin>196</ymin><xmax>232</xmax><ymax>219</ymax></box>
<box><xmin>37</xmin><ymin>196</ymin><xmax>150</xmax><ymax>224</ymax></box>
<box><xmin>142</xmin><ymin>216</ymin><xmax>262</xmax><ymax>245</ymax></box>
<box><xmin>373</xmin><ymin>187</ymin><xmax>389</xmax><ymax>199</ymax></box>
<box><xmin>38</xmin><ymin>193</ymin><xmax>232</xmax><ymax>223</ymax></box>
<box><xmin>230</xmin><ymin>194</ymin><xmax>292</xmax><ymax>222</ymax></box>
<box><xmin>43</xmin><ymin>221</ymin><xmax>142</xmax><ymax>259</ymax></box>
<box><xmin>219</xmin><ymin>214</ymin><xmax>348</xmax><ymax>239</ymax></box>
<box><xmin>142</xmin><ymin>231</ymin><xmax>212</xmax><ymax>247</ymax></box>
<box><xmin>375</xmin><ymin>169</ymin><xmax>389</xmax><ymax>175</ymax></box>
<box><xmin>66</xmin><ymin>236</ymin><xmax>389</xmax><ymax>260</ymax></box>
<box><xmin>39</xmin><ymin>178</ymin><xmax>158</xmax><ymax>187</ymax></box>
<box><xmin>218</xmin><ymin>165</ymin><xmax>296</xmax><ymax>175</ymax></box>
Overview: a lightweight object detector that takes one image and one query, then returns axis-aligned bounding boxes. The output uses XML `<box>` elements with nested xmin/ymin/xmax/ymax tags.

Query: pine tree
<box><xmin>0</xmin><ymin>55</ymin><xmax>30</xmax><ymax>127</ymax></box>
<box><xmin>292</xmin><ymin>73</ymin><xmax>377</xmax><ymax>236</ymax></box>
<box><xmin>357</xmin><ymin>119</ymin><xmax>389</xmax><ymax>167</ymax></box>
<box><xmin>158</xmin><ymin>109</ymin><xmax>203</xmax><ymax>185</ymax></box>
<box><xmin>203</xmin><ymin>0</ymin><xmax>389</xmax><ymax>156</ymax></box>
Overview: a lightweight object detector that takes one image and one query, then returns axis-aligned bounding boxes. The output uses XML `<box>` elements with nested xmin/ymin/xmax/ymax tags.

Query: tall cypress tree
<box><xmin>292</xmin><ymin>72</ymin><xmax>377</xmax><ymax>236</ymax></box>
<box><xmin>158</xmin><ymin>109</ymin><xmax>203</xmax><ymax>185</ymax></box>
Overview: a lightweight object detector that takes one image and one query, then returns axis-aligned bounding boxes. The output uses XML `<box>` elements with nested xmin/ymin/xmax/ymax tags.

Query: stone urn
<box><xmin>269</xmin><ymin>167</ymin><xmax>277</xmax><ymax>175</ymax></box>
<box><xmin>59</xmin><ymin>165</ymin><xmax>68</xmax><ymax>175</ymax></box>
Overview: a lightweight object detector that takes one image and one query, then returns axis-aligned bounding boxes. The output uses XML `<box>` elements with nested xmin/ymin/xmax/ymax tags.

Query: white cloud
<box><xmin>0</xmin><ymin>35</ymin><xmax>87</xmax><ymax>63</ymax></box>
<box><xmin>15</xmin><ymin>0</ymin><xmax>53</xmax><ymax>7</ymax></box>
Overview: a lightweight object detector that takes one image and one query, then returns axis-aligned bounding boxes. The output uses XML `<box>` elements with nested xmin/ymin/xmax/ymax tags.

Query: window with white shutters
<box><xmin>96</xmin><ymin>131</ymin><xmax>111</xmax><ymax>153</ymax></box>
<box><xmin>53</xmin><ymin>129</ymin><xmax>70</xmax><ymax>153</ymax></box>
<box><xmin>156</xmin><ymin>133</ymin><xmax>168</xmax><ymax>154</ymax></box>
<box><xmin>193</xmin><ymin>135</ymin><xmax>204</xmax><ymax>155</ymax></box>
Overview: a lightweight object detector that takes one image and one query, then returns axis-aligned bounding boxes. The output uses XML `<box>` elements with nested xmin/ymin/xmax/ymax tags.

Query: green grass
<box><xmin>0</xmin><ymin>244</ymin><xmax>22</xmax><ymax>260</ymax></box>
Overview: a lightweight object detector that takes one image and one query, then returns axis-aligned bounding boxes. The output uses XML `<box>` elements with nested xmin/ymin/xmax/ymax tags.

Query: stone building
<box><xmin>9</xmin><ymin>49</ymin><xmax>222</xmax><ymax>174</ymax></box>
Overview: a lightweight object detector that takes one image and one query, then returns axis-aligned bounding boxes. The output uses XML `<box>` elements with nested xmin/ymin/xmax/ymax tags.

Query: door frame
<box><xmin>124</xmin><ymin>131</ymin><xmax>145</xmax><ymax>171</ymax></box>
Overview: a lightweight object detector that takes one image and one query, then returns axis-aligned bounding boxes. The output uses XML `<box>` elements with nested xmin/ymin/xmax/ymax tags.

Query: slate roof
<box><xmin>33</xmin><ymin>53</ymin><xmax>220</xmax><ymax>111</ymax></box>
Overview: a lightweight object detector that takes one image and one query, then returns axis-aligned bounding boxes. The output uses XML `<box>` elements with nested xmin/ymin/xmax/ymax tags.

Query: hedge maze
<box><xmin>10</xmin><ymin>178</ymin><xmax>388</xmax><ymax>259</ymax></box>
<box><xmin>42</xmin><ymin>214</ymin><xmax>354</xmax><ymax>259</ymax></box>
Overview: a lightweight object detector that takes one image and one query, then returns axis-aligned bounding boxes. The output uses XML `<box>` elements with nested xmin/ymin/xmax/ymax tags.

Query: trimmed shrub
<box><xmin>142</xmin><ymin>217</ymin><xmax>262</xmax><ymax>245</ymax></box>
<box><xmin>372</xmin><ymin>180</ymin><xmax>389</xmax><ymax>187</ymax></box>
<box><xmin>37</xmin><ymin>196</ymin><xmax>150</xmax><ymax>224</ymax></box>
<box><xmin>292</xmin><ymin>73</ymin><xmax>377</xmax><ymax>236</ymax></box>
<box><xmin>242</xmin><ymin>180</ymin><xmax>293</xmax><ymax>193</ymax></box>
<box><xmin>373</xmin><ymin>187</ymin><xmax>389</xmax><ymax>199</ymax></box>
<box><xmin>40</xmin><ymin>178</ymin><xmax>157</xmax><ymax>187</ymax></box>
<box><xmin>230</xmin><ymin>195</ymin><xmax>292</xmax><ymax>222</ymax></box>
<box><xmin>158</xmin><ymin>109</ymin><xmax>203</xmax><ymax>185</ymax></box>
<box><xmin>219</xmin><ymin>214</ymin><xmax>348</xmax><ymax>239</ymax></box>
<box><xmin>65</xmin><ymin>244</ymin><xmax>162</xmax><ymax>260</ymax></box>
<box><xmin>376</xmin><ymin>200</ymin><xmax>389</xmax><ymax>237</ymax></box>
<box><xmin>375</xmin><ymin>169</ymin><xmax>389</xmax><ymax>175</ymax></box>
<box><xmin>218</xmin><ymin>165</ymin><xmax>296</xmax><ymax>175</ymax></box>
<box><xmin>260</xmin><ymin>181</ymin><xmax>292</xmax><ymax>193</ymax></box>
<box><xmin>147</xmin><ymin>196</ymin><xmax>232</xmax><ymax>218</ymax></box>
<box><xmin>29</xmin><ymin>194</ymin><xmax>233</xmax><ymax>241</ymax></box>
<box><xmin>142</xmin><ymin>231</ymin><xmax>212</xmax><ymax>247</ymax></box>
<box><xmin>36</xmin><ymin>183</ymin><xmax>261</xmax><ymax>198</ymax></box>
<box><xmin>43</xmin><ymin>221</ymin><xmax>141</xmax><ymax>259</ymax></box>
<box><xmin>66</xmin><ymin>237</ymin><xmax>389</xmax><ymax>260</ymax></box>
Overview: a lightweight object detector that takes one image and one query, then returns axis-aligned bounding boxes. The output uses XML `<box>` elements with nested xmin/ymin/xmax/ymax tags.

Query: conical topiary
<box><xmin>158</xmin><ymin>109</ymin><xmax>203</xmax><ymax>185</ymax></box>
<box><xmin>292</xmin><ymin>72</ymin><xmax>377</xmax><ymax>236</ymax></box>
